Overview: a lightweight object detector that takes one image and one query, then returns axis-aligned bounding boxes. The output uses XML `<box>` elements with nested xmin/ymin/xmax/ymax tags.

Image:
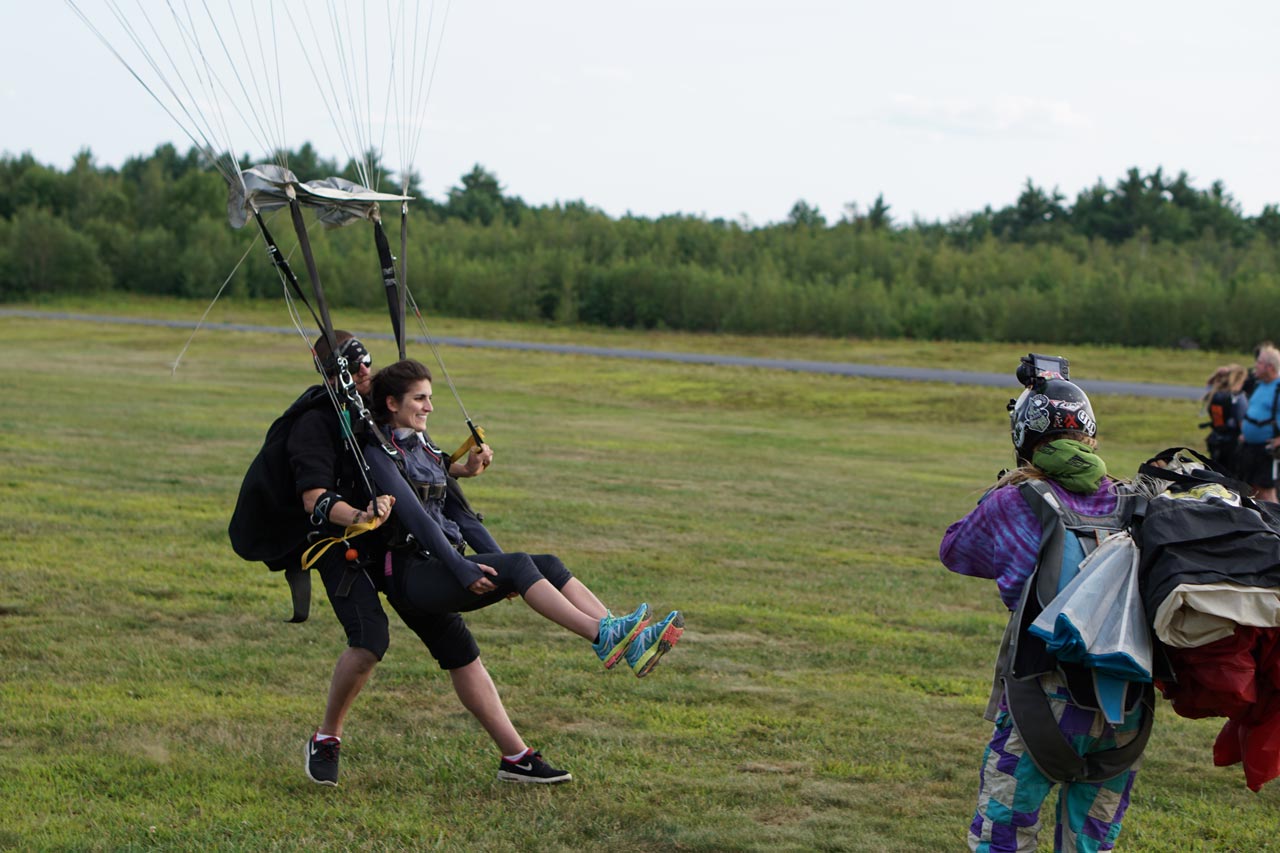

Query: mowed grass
<box><xmin>1</xmin><ymin>303</ymin><xmax>1277</xmax><ymax>852</ymax></box>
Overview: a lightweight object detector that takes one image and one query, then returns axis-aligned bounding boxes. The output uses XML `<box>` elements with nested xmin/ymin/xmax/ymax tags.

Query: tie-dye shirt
<box><xmin>939</xmin><ymin>477</ymin><xmax>1120</xmax><ymax>610</ymax></box>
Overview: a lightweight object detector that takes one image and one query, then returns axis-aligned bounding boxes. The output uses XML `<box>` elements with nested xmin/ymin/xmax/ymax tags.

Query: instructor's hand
<box><xmin>468</xmin><ymin>563</ymin><xmax>499</xmax><ymax>595</ymax></box>
<box><xmin>358</xmin><ymin>494</ymin><xmax>395</xmax><ymax>528</ymax></box>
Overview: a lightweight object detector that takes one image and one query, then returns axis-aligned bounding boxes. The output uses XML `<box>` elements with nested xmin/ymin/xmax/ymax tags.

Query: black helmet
<box><xmin>1009</xmin><ymin>378</ymin><xmax>1097</xmax><ymax>463</ymax></box>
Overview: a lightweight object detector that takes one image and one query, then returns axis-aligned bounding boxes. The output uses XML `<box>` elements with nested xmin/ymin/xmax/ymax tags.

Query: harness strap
<box><xmin>1003</xmin><ymin>675</ymin><xmax>1154</xmax><ymax>783</ymax></box>
<box><xmin>1243</xmin><ymin>384</ymin><xmax>1280</xmax><ymax>434</ymax></box>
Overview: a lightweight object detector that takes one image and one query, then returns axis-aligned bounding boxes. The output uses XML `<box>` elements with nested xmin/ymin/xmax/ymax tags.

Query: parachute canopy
<box><xmin>229</xmin><ymin>165</ymin><xmax>415</xmax><ymax>229</ymax></box>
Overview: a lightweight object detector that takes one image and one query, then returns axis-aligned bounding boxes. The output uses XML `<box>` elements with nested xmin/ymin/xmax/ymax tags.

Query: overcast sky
<box><xmin>5</xmin><ymin>1</ymin><xmax>1278</xmax><ymax>226</ymax></box>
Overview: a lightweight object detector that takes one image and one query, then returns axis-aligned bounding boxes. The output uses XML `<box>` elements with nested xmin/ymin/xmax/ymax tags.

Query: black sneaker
<box><xmin>496</xmin><ymin>749</ymin><xmax>572</xmax><ymax>784</ymax></box>
<box><xmin>305</xmin><ymin>733</ymin><xmax>340</xmax><ymax>786</ymax></box>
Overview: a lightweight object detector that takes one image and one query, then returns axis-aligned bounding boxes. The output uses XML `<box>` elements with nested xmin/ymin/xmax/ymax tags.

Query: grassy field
<box><xmin>1</xmin><ymin>299</ymin><xmax>1276</xmax><ymax>852</ymax></box>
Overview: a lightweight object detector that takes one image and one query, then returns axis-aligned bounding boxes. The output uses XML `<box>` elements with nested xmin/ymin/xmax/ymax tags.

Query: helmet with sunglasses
<box><xmin>1009</xmin><ymin>375</ymin><xmax>1097</xmax><ymax>464</ymax></box>
<box><xmin>314</xmin><ymin>333</ymin><xmax>371</xmax><ymax>377</ymax></box>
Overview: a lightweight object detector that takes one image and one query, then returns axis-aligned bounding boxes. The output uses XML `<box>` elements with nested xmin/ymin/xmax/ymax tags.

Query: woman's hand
<box><xmin>467</xmin><ymin>563</ymin><xmax>499</xmax><ymax>595</ymax></box>
<box><xmin>459</xmin><ymin>443</ymin><xmax>494</xmax><ymax>477</ymax></box>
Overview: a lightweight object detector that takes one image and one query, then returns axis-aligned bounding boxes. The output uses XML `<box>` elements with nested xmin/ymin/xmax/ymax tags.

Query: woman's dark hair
<box><xmin>370</xmin><ymin>359</ymin><xmax>434</xmax><ymax>423</ymax></box>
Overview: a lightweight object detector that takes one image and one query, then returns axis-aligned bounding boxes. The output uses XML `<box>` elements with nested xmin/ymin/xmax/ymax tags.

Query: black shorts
<box><xmin>1237</xmin><ymin>442</ymin><xmax>1277</xmax><ymax>489</ymax></box>
<box><xmin>316</xmin><ymin>548</ymin><xmax>479</xmax><ymax>670</ymax></box>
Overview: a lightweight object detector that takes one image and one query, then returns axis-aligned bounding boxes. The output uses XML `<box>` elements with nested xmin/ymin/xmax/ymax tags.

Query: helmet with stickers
<box><xmin>1009</xmin><ymin>378</ymin><xmax>1097</xmax><ymax>464</ymax></box>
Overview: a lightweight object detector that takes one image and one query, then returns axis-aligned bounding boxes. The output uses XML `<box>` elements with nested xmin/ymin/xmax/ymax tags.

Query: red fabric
<box><xmin>1164</xmin><ymin>626</ymin><xmax>1280</xmax><ymax>791</ymax></box>
<box><xmin>1160</xmin><ymin>628</ymin><xmax>1259</xmax><ymax>719</ymax></box>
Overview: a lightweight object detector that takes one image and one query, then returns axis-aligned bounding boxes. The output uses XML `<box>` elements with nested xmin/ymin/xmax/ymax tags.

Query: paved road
<box><xmin>1</xmin><ymin>308</ymin><xmax>1203</xmax><ymax>401</ymax></box>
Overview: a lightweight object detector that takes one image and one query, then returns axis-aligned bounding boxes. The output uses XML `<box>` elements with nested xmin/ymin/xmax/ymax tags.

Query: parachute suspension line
<box><xmin>403</xmin><ymin>288</ymin><xmax>484</xmax><ymax>457</ymax></box>
<box><xmin>404</xmin><ymin>0</ymin><xmax>451</xmax><ymax>173</ymax></box>
<box><xmin>148</xmin><ymin>0</ymin><xmax>255</xmax><ymax>180</ymax></box>
<box><xmin>170</xmin><ymin>3</ymin><xmax>254</xmax><ymax>175</ymax></box>
<box><xmin>323</xmin><ymin>0</ymin><xmax>373</xmax><ymax>189</ymax></box>
<box><xmin>170</xmin><ymin>227</ymin><xmax>263</xmax><ymax>375</ymax></box>
<box><xmin>356</xmin><ymin>1</ymin><xmax>380</xmax><ymax>191</ymax></box>
<box><xmin>64</xmin><ymin>0</ymin><xmax>240</xmax><ymax>189</ymax></box>
<box><xmin>282</xmin><ymin>2</ymin><xmax>367</xmax><ymax>185</ymax></box>
<box><xmin>188</xmin><ymin>0</ymin><xmax>286</xmax><ymax>167</ymax></box>
<box><xmin>221</xmin><ymin>0</ymin><xmax>289</xmax><ymax>167</ymax></box>
<box><xmin>370</xmin><ymin>1</ymin><xmax>400</xmax><ymax>195</ymax></box>
<box><xmin>360</xmin><ymin>3</ymin><xmax>378</xmax><ymax>191</ymax></box>
<box><xmin>262</xmin><ymin>1</ymin><xmax>288</xmax><ymax>169</ymax></box>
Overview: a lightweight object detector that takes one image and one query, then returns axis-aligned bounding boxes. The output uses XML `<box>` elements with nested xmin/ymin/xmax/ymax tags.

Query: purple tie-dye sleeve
<box><xmin>939</xmin><ymin>485</ymin><xmax>1042</xmax><ymax>610</ymax></box>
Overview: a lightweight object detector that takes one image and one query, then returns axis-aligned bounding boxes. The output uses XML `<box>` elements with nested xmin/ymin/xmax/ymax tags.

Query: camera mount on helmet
<box><xmin>1015</xmin><ymin>352</ymin><xmax>1070</xmax><ymax>389</ymax></box>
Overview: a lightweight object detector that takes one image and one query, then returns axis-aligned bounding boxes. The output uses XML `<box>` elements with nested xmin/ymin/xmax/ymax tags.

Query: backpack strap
<box><xmin>1002</xmin><ymin>675</ymin><xmax>1153</xmax><ymax>784</ymax></box>
<box><xmin>1020</xmin><ymin>480</ymin><xmax>1067</xmax><ymax>608</ymax></box>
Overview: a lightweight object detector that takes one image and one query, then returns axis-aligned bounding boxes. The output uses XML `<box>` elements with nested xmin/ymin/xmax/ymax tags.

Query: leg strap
<box><xmin>1002</xmin><ymin>675</ymin><xmax>1153</xmax><ymax>784</ymax></box>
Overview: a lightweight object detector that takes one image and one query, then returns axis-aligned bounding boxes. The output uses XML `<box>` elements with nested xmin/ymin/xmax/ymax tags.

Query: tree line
<box><xmin>2</xmin><ymin>144</ymin><xmax>1278</xmax><ymax>350</ymax></box>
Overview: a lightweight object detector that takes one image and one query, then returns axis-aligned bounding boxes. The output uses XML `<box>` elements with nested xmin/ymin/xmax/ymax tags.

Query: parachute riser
<box><xmin>372</xmin><ymin>220</ymin><xmax>407</xmax><ymax>361</ymax></box>
<box><xmin>285</xmin><ymin>193</ymin><xmax>340</xmax><ymax>365</ymax></box>
<box><xmin>399</xmin><ymin>201</ymin><xmax>410</xmax><ymax>362</ymax></box>
<box><xmin>251</xmin><ymin>208</ymin><xmax>324</xmax><ymax>333</ymax></box>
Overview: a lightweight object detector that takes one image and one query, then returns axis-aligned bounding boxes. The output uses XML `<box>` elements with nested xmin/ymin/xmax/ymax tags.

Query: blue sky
<box><xmin>5</xmin><ymin>1</ymin><xmax>1278</xmax><ymax>225</ymax></box>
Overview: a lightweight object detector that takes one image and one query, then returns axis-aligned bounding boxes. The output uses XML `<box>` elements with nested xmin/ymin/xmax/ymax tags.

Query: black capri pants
<box><xmin>393</xmin><ymin>551</ymin><xmax>574</xmax><ymax>615</ymax></box>
<box><xmin>317</xmin><ymin>547</ymin><xmax>480</xmax><ymax>670</ymax></box>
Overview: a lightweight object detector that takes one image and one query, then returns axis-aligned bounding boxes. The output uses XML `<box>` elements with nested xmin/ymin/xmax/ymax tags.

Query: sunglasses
<box><xmin>337</xmin><ymin>340</ymin><xmax>372</xmax><ymax>371</ymax></box>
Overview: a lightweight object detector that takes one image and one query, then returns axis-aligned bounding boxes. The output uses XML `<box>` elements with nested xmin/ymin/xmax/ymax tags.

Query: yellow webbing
<box><xmin>300</xmin><ymin>515</ymin><xmax>384</xmax><ymax>571</ymax></box>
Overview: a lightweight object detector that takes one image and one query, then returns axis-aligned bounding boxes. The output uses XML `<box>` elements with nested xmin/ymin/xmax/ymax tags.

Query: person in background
<box><xmin>1240</xmin><ymin>340</ymin><xmax>1274</xmax><ymax>399</ymax></box>
<box><xmin>1237</xmin><ymin>345</ymin><xmax>1280</xmax><ymax>502</ymax></box>
<box><xmin>1201</xmin><ymin>363</ymin><xmax>1248</xmax><ymax>477</ymax></box>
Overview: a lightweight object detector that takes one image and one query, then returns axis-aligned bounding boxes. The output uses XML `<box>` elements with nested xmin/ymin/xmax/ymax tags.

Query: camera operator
<box><xmin>938</xmin><ymin>354</ymin><xmax>1150</xmax><ymax>853</ymax></box>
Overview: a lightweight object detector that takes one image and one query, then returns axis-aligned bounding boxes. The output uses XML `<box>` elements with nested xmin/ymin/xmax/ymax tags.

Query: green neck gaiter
<box><xmin>1032</xmin><ymin>438</ymin><xmax>1108</xmax><ymax>494</ymax></box>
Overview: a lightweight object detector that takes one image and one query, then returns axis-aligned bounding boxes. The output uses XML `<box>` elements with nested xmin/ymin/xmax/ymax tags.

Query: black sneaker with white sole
<box><xmin>496</xmin><ymin>749</ymin><xmax>572</xmax><ymax>784</ymax></box>
<box><xmin>305</xmin><ymin>733</ymin><xmax>340</xmax><ymax>786</ymax></box>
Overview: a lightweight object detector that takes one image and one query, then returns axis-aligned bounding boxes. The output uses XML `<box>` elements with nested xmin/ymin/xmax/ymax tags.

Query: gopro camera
<box><xmin>1015</xmin><ymin>353</ymin><xmax>1069</xmax><ymax>388</ymax></box>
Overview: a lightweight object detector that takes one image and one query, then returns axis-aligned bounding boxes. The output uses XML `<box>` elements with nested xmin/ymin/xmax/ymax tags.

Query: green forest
<box><xmin>3</xmin><ymin>144</ymin><xmax>1279</xmax><ymax>349</ymax></box>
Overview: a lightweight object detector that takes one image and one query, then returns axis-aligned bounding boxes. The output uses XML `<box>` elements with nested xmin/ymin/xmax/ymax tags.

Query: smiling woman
<box><xmin>351</xmin><ymin>356</ymin><xmax>686</xmax><ymax>782</ymax></box>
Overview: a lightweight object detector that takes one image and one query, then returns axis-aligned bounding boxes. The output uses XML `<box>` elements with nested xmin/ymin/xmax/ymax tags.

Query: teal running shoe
<box><xmin>592</xmin><ymin>603</ymin><xmax>649</xmax><ymax>668</ymax></box>
<box><xmin>624</xmin><ymin>610</ymin><xmax>684</xmax><ymax>677</ymax></box>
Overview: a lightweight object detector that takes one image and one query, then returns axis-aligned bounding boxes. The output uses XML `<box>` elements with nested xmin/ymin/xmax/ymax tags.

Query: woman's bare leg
<box><xmin>449</xmin><ymin>658</ymin><xmax>526</xmax><ymax>756</ymax></box>
<box><xmin>559</xmin><ymin>577</ymin><xmax>608</xmax><ymax>620</ymax></box>
<box><xmin>522</xmin><ymin>578</ymin><xmax>602</xmax><ymax>639</ymax></box>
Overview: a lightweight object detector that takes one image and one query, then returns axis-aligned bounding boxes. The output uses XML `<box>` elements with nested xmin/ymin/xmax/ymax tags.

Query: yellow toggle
<box><xmin>449</xmin><ymin>424</ymin><xmax>488</xmax><ymax>465</ymax></box>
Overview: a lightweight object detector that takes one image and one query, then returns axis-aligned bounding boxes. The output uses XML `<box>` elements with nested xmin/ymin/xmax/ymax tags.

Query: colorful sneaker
<box><xmin>625</xmin><ymin>610</ymin><xmax>684</xmax><ymax>677</ymax></box>
<box><xmin>592</xmin><ymin>603</ymin><xmax>649</xmax><ymax>669</ymax></box>
<box><xmin>497</xmin><ymin>749</ymin><xmax>573</xmax><ymax>784</ymax></box>
<box><xmin>305</xmin><ymin>733</ymin><xmax>340</xmax><ymax>787</ymax></box>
